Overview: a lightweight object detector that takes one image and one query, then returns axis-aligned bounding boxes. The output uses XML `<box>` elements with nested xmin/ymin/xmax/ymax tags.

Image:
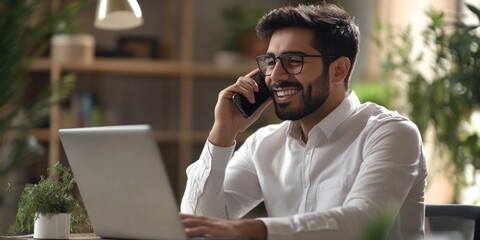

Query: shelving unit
<box><xmin>30</xmin><ymin>56</ymin><xmax>256</xmax><ymax>199</ymax></box>
<box><xmin>26</xmin><ymin>0</ymin><xmax>273</xmax><ymax>201</ymax></box>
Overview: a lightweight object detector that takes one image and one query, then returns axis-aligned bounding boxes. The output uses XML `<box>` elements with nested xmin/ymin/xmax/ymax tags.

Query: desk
<box><xmin>0</xmin><ymin>233</ymin><xmax>99</xmax><ymax>240</ymax></box>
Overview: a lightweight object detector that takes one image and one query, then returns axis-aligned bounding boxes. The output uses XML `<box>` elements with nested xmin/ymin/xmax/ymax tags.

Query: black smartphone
<box><xmin>232</xmin><ymin>72</ymin><xmax>271</xmax><ymax>118</ymax></box>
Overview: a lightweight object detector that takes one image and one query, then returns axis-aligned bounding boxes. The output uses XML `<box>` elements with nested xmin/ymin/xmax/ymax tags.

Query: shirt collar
<box><xmin>317</xmin><ymin>91</ymin><xmax>360</xmax><ymax>139</ymax></box>
<box><xmin>286</xmin><ymin>91</ymin><xmax>361</xmax><ymax>141</ymax></box>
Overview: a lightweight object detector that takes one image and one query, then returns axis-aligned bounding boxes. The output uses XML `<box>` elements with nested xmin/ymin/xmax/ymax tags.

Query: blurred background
<box><xmin>1</xmin><ymin>0</ymin><xmax>479</xmax><ymax>235</ymax></box>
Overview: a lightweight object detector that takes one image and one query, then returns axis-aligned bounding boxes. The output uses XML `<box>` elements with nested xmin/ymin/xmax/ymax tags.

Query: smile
<box><xmin>276</xmin><ymin>89</ymin><xmax>299</xmax><ymax>97</ymax></box>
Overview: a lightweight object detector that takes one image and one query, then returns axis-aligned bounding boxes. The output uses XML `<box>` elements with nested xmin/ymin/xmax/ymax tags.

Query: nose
<box><xmin>269</xmin><ymin>60</ymin><xmax>289</xmax><ymax>83</ymax></box>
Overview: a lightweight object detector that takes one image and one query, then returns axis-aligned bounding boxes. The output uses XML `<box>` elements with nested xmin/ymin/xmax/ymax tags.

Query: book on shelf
<box><xmin>62</xmin><ymin>91</ymin><xmax>103</xmax><ymax>128</ymax></box>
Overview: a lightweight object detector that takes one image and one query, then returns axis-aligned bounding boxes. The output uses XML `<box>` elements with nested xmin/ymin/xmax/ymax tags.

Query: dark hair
<box><xmin>256</xmin><ymin>3</ymin><xmax>360</xmax><ymax>89</ymax></box>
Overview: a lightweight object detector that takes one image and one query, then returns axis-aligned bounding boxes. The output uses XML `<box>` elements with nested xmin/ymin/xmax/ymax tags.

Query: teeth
<box><xmin>276</xmin><ymin>89</ymin><xmax>298</xmax><ymax>97</ymax></box>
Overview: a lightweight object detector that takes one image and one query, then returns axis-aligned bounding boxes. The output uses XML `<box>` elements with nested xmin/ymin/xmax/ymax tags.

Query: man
<box><xmin>180</xmin><ymin>3</ymin><xmax>427</xmax><ymax>240</ymax></box>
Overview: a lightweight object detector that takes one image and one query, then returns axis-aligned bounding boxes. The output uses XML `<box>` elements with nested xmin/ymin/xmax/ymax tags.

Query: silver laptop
<box><xmin>59</xmin><ymin>125</ymin><xmax>187</xmax><ymax>240</ymax></box>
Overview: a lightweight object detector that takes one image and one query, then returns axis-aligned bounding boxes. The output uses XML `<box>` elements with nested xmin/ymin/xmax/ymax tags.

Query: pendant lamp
<box><xmin>95</xmin><ymin>0</ymin><xmax>143</xmax><ymax>30</ymax></box>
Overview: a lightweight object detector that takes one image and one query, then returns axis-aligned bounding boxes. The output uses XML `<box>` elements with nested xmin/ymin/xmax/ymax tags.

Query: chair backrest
<box><xmin>425</xmin><ymin>204</ymin><xmax>480</xmax><ymax>240</ymax></box>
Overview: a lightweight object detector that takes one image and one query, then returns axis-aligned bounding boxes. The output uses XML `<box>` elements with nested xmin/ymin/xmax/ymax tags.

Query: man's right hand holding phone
<box><xmin>208</xmin><ymin>69</ymin><xmax>272</xmax><ymax>147</ymax></box>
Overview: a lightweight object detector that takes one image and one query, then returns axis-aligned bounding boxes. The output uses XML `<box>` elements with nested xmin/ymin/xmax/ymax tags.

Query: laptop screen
<box><xmin>59</xmin><ymin>125</ymin><xmax>187</xmax><ymax>240</ymax></box>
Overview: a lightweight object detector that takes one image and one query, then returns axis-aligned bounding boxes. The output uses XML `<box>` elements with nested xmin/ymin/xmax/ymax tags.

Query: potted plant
<box><xmin>7</xmin><ymin>163</ymin><xmax>91</xmax><ymax>238</ymax></box>
<box><xmin>215</xmin><ymin>4</ymin><xmax>269</xmax><ymax>66</ymax></box>
<box><xmin>50</xmin><ymin>1</ymin><xmax>96</xmax><ymax>64</ymax></box>
<box><xmin>376</xmin><ymin>3</ymin><xmax>480</xmax><ymax>202</ymax></box>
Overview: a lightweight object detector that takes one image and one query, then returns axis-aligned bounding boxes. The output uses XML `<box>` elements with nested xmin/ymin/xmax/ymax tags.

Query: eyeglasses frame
<box><xmin>255</xmin><ymin>53</ymin><xmax>338</xmax><ymax>76</ymax></box>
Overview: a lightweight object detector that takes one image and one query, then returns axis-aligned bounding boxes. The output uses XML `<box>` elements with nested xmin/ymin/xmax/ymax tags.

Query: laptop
<box><xmin>59</xmin><ymin>125</ymin><xmax>187</xmax><ymax>240</ymax></box>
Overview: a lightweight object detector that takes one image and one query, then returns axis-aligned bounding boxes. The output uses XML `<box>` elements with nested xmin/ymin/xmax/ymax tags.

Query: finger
<box><xmin>181</xmin><ymin>215</ymin><xmax>221</xmax><ymax>228</ymax></box>
<box><xmin>179</xmin><ymin>213</ymin><xmax>196</xmax><ymax>219</ymax></box>
<box><xmin>230</xmin><ymin>78</ymin><xmax>257</xmax><ymax>104</ymax></box>
<box><xmin>224</xmin><ymin>69</ymin><xmax>262</xmax><ymax>104</ymax></box>
<box><xmin>184</xmin><ymin>224</ymin><xmax>232</xmax><ymax>238</ymax></box>
<box><xmin>184</xmin><ymin>226</ymin><xmax>211</xmax><ymax>238</ymax></box>
<box><xmin>236</xmin><ymin>76</ymin><xmax>258</xmax><ymax>92</ymax></box>
<box><xmin>181</xmin><ymin>215</ymin><xmax>213</xmax><ymax>226</ymax></box>
<box><xmin>182</xmin><ymin>218</ymin><xmax>209</xmax><ymax>228</ymax></box>
<box><xmin>245</xmin><ymin>68</ymin><xmax>261</xmax><ymax>78</ymax></box>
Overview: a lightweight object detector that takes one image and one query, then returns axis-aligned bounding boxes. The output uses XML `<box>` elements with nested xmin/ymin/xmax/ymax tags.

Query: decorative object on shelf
<box><xmin>50</xmin><ymin>1</ymin><xmax>96</xmax><ymax>64</ymax></box>
<box><xmin>95</xmin><ymin>0</ymin><xmax>143</xmax><ymax>30</ymax></box>
<box><xmin>117</xmin><ymin>35</ymin><xmax>159</xmax><ymax>59</ymax></box>
<box><xmin>377</xmin><ymin>3</ymin><xmax>480</xmax><ymax>202</ymax></box>
<box><xmin>51</xmin><ymin>34</ymin><xmax>95</xmax><ymax>64</ymax></box>
<box><xmin>7</xmin><ymin>163</ymin><xmax>91</xmax><ymax>237</ymax></box>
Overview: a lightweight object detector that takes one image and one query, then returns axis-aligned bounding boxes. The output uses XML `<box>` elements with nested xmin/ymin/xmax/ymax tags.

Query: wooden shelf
<box><xmin>194</xmin><ymin>62</ymin><xmax>257</xmax><ymax>78</ymax></box>
<box><xmin>4</xmin><ymin>129</ymin><xmax>51</xmax><ymax>142</ymax></box>
<box><xmin>30</xmin><ymin>58</ymin><xmax>257</xmax><ymax>78</ymax></box>
<box><xmin>28</xmin><ymin>128</ymin><xmax>207</xmax><ymax>144</ymax></box>
<box><xmin>191</xmin><ymin>130</ymin><xmax>252</xmax><ymax>143</ymax></box>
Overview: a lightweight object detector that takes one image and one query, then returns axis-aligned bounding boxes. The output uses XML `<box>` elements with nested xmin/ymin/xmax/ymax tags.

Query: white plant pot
<box><xmin>51</xmin><ymin>34</ymin><xmax>95</xmax><ymax>64</ymax></box>
<box><xmin>34</xmin><ymin>213</ymin><xmax>71</xmax><ymax>239</ymax></box>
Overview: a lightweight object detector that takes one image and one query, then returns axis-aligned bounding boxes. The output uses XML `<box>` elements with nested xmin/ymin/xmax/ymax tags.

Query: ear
<box><xmin>329</xmin><ymin>56</ymin><xmax>351</xmax><ymax>86</ymax></box>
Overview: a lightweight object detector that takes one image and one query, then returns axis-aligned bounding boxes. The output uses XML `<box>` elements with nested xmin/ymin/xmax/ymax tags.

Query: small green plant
<box><xmin>362</xmin><ymin>208</ymin><xmax>396</xmax><ymax>240</ymax></box>
<box><xmin>7</xmin><ymin>163</ymin><xmax>91</xmax><ymax>235</ymax></box>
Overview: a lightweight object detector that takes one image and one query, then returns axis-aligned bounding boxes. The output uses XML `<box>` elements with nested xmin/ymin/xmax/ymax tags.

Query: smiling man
<box><xmin>180</xmin><ymin>3</ymin><xmax>427</xmax><ymax>240</ymax></box>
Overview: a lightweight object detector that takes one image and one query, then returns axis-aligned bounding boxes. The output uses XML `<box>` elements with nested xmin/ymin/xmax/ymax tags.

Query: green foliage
<box><xmin>351</xmin><ymin>80</ymin><xmax>393</xmax><ymax>109</ymax></box>
<box><xmin>0</xmin><ymin>0</ymin><xmax>86</xmax><ymax>208</ymax></box>
<box><xmin>221</xmin><ymin>5</ymin><xmax>268</xmax><ymax>51</ymax></box>
<box><xmin>7</xmin><ymin>163</ymin><xmax>91</xmax><ymax>235</ymax></box>
<box><xmin>377</xmin><ymin>4</ymin><xmax>480</xmax><ymax>201</ymax></box>
<box><xmin>362</xmin><ymin>209</ymin><xmax>396</xmax><ymax>240</ymax></box>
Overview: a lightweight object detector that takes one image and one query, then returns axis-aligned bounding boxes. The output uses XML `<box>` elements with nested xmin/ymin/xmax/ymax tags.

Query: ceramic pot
<box><xmin>33</xmin><ymin>213</ymin><xmax>71</xmax><ymax>239</ymax></box>
<box><xmin>51</xmin><ymin>34</ymin><xmax>95</xmax><ymax>64</ymax></box>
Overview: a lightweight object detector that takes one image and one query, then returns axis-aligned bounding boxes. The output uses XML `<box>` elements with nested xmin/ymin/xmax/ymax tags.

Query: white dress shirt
<box><xmin>181</xmin><ymin>91</ymin><xmax>427</xmax><ymax>240</ymax></box>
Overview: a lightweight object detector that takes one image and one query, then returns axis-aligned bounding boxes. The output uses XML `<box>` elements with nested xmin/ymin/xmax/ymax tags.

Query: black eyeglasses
<box><xmin>256</xmin><ymin>53</ymin><xmax>335</xmax><ymax>76</ymax></box>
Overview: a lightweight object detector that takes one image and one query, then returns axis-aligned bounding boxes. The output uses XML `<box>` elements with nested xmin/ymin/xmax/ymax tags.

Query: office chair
<box><xmin>425</xmin><ymin>204</ymin><xmax>480</xmax><ymax>240</ymax></box>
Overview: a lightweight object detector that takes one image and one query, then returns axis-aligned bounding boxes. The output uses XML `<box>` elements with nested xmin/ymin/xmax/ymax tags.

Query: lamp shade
<box><xmin>95</xmin><ymin>0</ymin><xmax>143</xmax><ymax>30</ymax></box>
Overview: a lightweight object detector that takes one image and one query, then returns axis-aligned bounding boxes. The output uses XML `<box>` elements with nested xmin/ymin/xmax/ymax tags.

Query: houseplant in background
<box><xmin>7</xmin><ymin>163</ymin><xmax>91</xmax><ymax>238</ymax></box>
<box><xmin>0</xmin><ymin>0</ymin><xmax>88</xmax><ymax>232</ymax></box>
<box><xmin>377</xmin><ymin>3</ymin><xmax>480</xmax><ymax>202</ymax></box>
<box><xmin>50</xmin><ymin>1</ymin><xmax>96</xmax><ymax>65</ymax></box>
<box><xmin>215</xmin><ymin>4</ymin><xmax>269</xmax><ymax>66</ymax></box>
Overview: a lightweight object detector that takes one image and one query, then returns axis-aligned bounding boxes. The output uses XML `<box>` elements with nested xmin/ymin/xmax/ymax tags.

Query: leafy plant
<box><xmin>221</xmin><ymin>4</ymin><xmax>268</xmax><ymax>52</ymax></box>
<box><xmin>376</xmin><ymin>4</ymin><xmax>480</xmax><ymax>202</ymax></box>
<box><xmin>7</xmin><ymin>163</ymin><xmax>91</xmax><ymax>235</ymax></box>
<box><xmin>0</xmin><ymin>0</ymin><xmax>92</xmax><ymax>233</ymax></box>
<box><xmin>351</xmin><ymin>79</ymin><xmax>394</xmax><ymax>109</ymax></box>
<box><xmin>0</xmin><ymin>0</ymin><xmax>86</xmax><ymax>203</ymax></box>
<box><xmin>362</xmin><ymin>208</ymin><xmax>396</xmax><ymax>240</ymax></box>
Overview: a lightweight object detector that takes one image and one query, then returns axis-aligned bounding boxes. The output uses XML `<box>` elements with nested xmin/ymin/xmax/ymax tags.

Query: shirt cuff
<box><xmin>258</xmin><ymin>217</ymin><xmax>297</xmax><ymax>236</ymax></box>
<box><xmin>258</xmin><ymin>214</ymin><xmax>339</xmax><ymax>236</ymax></box>
<box><xmin>206</xmin><ymin>139</ymin><xmax>236</xmax><ymax>171</ymax></box>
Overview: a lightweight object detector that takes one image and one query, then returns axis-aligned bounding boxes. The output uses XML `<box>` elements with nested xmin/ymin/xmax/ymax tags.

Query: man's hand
<box><xmin>208</xmin><ymin>69</ymin><xmax>272</xmax><ymax>147</ymax></box>
<box><xmin>180</xmin><ymin>213</ymin><xmax>267</xmax><ymax>240</ymax></box>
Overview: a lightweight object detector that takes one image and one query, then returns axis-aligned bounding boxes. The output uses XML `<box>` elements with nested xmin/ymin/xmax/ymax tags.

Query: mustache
<box><xmin>270</xmin><ymin>81</ymin><xmax>303</xmax><ymax>90</ymax></box>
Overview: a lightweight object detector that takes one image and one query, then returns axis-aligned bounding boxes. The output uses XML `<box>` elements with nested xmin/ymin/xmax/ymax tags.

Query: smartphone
<box><xmin>232</xmin><ymin>72</ymin><xmax>271</xmax><ymax>118</ymax></box>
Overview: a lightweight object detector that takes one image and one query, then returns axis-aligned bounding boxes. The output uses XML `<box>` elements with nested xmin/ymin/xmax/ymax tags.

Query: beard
<box><xmin>273</xmin><ymin>73</ymin><xmax>330</xmax><ymax>121</ymax></box>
